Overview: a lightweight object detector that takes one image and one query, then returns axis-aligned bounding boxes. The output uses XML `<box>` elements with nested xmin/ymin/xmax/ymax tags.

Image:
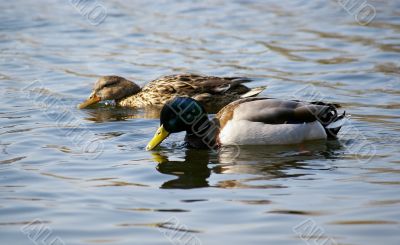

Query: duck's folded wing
<box><xmin>146</xmin><ymin>74</ymin><xmax>252</xmax><ymax>95</ymax></box>
<box><xmin>220</xmin><ymin>98</ymin><xmax>339</xmax><ymax>125</ymax></box>
<box><xmin>246</xmin><ymin>104</ymin><xmax>336</xmax><ymax>124</ymax></box>
<box><xmin>199</xmin><ymin>77</ymin><xmax>252</xmax><ymax>93</ymax></box>
<box><xmin>171</xmin><ymin>74</ymin><xmax>252</xmax><ymax>94</ymax></box>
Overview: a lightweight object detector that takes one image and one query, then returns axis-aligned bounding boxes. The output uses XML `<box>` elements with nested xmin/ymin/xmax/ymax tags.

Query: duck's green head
<box><xmin>146</xmin><ymin>97</ymin><xmax>207</xmax><ymax>150</ymax></box>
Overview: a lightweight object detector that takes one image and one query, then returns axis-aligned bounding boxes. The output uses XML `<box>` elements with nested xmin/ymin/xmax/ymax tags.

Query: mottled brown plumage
<box><xmin>78</xmin><ymin>74</ymin><xmax>266</xmax><ymax>113</ymax></box>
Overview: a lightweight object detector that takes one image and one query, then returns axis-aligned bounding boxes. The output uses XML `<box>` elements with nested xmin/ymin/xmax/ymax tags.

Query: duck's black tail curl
<box><xmin>310</xmin><ymin>101</ymin><xmax>346</xmax><ymax>139</ymax></box>
<box><xmin>325</xmin><ymin>111</ymin><xmax>346</xmax><ymax>139</ymax></box>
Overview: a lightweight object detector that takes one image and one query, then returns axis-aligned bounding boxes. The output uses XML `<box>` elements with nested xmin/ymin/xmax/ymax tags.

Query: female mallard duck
<box><xmin>78</xmin><ymin>74</ymin><xmax>266</xmax><ymax>113</ymax></box>
<box><xmin>146</xmin><ymin>97</ymin><xmax>346</xmax><ymax>150</ymax></box>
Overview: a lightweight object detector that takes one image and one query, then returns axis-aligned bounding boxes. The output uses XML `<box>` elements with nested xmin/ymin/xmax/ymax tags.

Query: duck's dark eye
<box><xmin>167</xmin><ymin>118</ymin><xmax>177</xmax><ymax>128</ymax></box>
<box><xmin>182</xmin><ymin>106</ymin><xmax>202</xmax><ymax>124</ymax></box>
<box><xmin>164</xmin><ymin>118</ymin><xmax>183</xmax><ymax>133</ymax></box>
<box><xmin>103</xmin><ymin>81</ymin><xmax>117</xmax><ymax>88</ymax></box>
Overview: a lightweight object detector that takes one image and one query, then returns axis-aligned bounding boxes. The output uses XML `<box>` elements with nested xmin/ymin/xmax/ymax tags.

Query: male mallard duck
<box><xmin>146</xmin><ymin>97</ymin><xmax>346</xmax><ymax>150</ymax></box>
<box><xmin>78</xmin><ymin>74</ymin><xmax>266</xmax><ymax>113</ymax></box>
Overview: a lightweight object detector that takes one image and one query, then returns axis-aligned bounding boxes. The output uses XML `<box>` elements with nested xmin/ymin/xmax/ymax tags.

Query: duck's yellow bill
<box><xmin>78</xmin><ymin>94</ymin><xmax>101</xmax><ymax>109</ymax></box>
<box><xmin>146</xmin><ymin>125</ymin><xmax>170</xmax><ymax>151</ymax></box>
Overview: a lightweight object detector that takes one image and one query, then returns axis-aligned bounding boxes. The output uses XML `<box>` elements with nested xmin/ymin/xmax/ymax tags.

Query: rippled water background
<box><xmin>1</xmin><ymin>0</ymin><xmax>400</xmax><ymax>244</ymax></box>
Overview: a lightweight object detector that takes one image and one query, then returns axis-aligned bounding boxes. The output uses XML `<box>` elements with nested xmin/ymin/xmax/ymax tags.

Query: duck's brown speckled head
<box><xmin>78</xmin><ymin>76</ymin><xmax>141</xmax><ymax>109</ymax></box>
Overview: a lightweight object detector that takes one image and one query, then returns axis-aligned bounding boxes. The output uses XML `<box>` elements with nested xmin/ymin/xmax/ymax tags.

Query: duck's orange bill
<box><xmin>146</xmin><ymin>125</ymin><xmax>170</xmax><ymax>151</ymax></box>
<box><xmin>78</xmin><ymin>94</ymin><xmax>101</xmax><ymax>109</ymax></box>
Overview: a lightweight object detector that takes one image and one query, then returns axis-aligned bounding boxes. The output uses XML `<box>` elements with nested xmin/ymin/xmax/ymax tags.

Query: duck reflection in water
<box><xmin>152</xmin><ymin>149</ymin><xmax>211</xmax><ymax>189</ymax></box>
<box><xmin>151</xmin><ymin>141</ymin><xmax>343</xmax><ymax>189</ymax></box>
<box><xmin>82</xmin><ymin>105</ymin><xmax>161</xmax><ymax>122</ymax></box>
